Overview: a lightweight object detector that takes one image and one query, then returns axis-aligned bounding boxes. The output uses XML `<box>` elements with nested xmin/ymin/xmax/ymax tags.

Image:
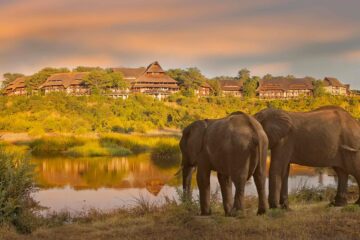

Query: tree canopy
<box><xmin>2</xmin><ymin>73</ymin><xmax>25</xmax><ymax>88</ymax></box>
<box><xmin>83</xmin><ymin>70</ymin><xmax>128</xmax><ymax>94</ymax></box>
<box><xmin>26</xmin><ymin>67</ymin><xmax>70</xmax><ymax>91</ymax></box>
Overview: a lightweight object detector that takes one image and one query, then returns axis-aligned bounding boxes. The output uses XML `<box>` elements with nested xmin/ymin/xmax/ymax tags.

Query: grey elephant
<box><xmin>255</xmin><ymin>106</ymin><xmax>360</xmax><ymax>209</ymax></box>
<box><xmin>179</xmin><ymin>112</ymin><xmax>269</xmax><ymax>215</ymax></box>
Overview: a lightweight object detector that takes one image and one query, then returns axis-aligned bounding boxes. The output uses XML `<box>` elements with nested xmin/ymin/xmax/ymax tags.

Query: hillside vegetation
<box><xmin>0</xmin><ymin>94</ymin><xmax>359</xmax><ymax>135</ymax></box>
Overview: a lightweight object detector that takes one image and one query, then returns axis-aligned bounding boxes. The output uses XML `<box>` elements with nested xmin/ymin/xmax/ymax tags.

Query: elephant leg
<box><xmin>232</xmin><ymin>175</ymin><xmax>247</xmax><ymax>213</ymax></box>
<box><xmin>217</xmin><ymin>173</ymin><xmax>233</xmax><ymax>216</ymax></box>
<box><xmin>269</xmin><ymin>147</ymin><xmax>292</xmax><ymax>209</ymax></box>
<box><xmin>197</xmin><ymin>165</ymin><xmax>211</xmax><ymax>215</ymax></box>
<box><xmin>351</xmin><ymin>172</ymin><xmax>360</xmax><ymax>205</ymax></box>
<box><xmin>253</xmin><ymin>165</ymin><xmax>267</xmax><ymax>215</ymax></box>
<box><xmin>280</xmin><ymin>164</ymin><xmax>290</xmax><ymax>209</ymax></box>
<box><xmin>333</xmin><ymin>167</ymin><xmax>348</xmax><ymax>206</ymax></box>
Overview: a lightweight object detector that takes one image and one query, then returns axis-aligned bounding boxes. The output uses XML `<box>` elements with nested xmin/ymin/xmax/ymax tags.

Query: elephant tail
<box><xmin>246</xmin><ymin>116</ymin><xmax>269</xmax><ymax>181</ymax></box>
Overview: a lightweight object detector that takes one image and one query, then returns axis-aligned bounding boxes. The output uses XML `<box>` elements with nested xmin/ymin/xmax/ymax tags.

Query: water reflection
<box><xmin>31</xmin><ymin>154</ymin><xmax>179</xmax><ymax>190</ymax></box>
<box><xmin>31</xmin><ymin>155</ymin><xmax>339</xmax><ymax>213</ymax></box>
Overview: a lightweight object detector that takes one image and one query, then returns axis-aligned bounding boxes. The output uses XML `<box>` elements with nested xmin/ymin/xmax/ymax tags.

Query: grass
<box><xmin>2</xmin><ymin>186</ymin><xmax>360</xmax><ymax>239</ymax></box>
<box><xmin>2</xmin><ymin>200</ymin><xmax>360</xmax><ymax>239</ymax></box>
<box><xmin>66</xmin><ymin>141</ymin><xmax>132</xmax><ymax>157</ymax></box>
<box><xmin>11</xmin><ymin>133</ymin><xmax>180</xmax><ymax>158</ymax></box>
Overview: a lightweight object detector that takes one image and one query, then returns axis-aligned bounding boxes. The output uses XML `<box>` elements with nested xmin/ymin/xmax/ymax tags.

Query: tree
<box><xmin>167</xmin><ymin>67</ymin><xmax>206</xmax><ymax>91</ymax></box>
<box><xmin>2</xmin><ymin>73</ymin><xmax>24</xmax><ymax>88</ymax></box>
<box><xmin>73</xmin><ymin>66</ymin><xmax>102</xmax><ymax>72</ymax></box>
<box><xmin>238</xmin><ymin>68</ymin><xmax>250</xmax><ymax>81</ymax></box>
<box><xmin>83</xmin><ymin>70</ymin><xmax>112</xmax><ymax>94</ymax></box>
<box><xmin>243</xmin><ymin>76</ymin><xmax>259</xmax><ymax>98</ymax></box>
<box><xmin>312</xmin><ymin>79</ymin><xmax>326</xmax><ymax>97</ymax></box>
<box><xmin>263</xmin><ymin>74</ymin><xmax>273</xmax><ymax>80</ymax></box>
<box><xmin>108</xmin><ymin>72</ymin><xmax>129</xmax><ymax>90</ymax></box>
<box><xmin>26</xmin><ymin>67</ymin><xmax>70</xmax><ymax>92</ymax></box>
<box><xmin>207</xmin><ymin>80</ymin><xmax>222</xmax><ymax>96</ymax></box>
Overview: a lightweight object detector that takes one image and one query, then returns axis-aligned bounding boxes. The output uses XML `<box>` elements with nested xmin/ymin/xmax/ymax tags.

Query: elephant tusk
<box><xmin>341</xmin><ymin>145</ymin><xmax>360</xmax><ymax>152</ymax></box>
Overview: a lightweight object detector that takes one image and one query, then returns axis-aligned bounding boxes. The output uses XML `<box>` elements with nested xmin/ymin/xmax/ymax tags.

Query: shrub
<box><xmin>290</xmin><ymin>184</ymin><xmax>336</xmax><ymax>203</ymax></box>
<box><xmin>150</xmin><ymin>139</ymin><xmax>181</xmax><ymax>169</ymax></box>
<box><xmin>66</xmin><ymin>142</ymin><xmax>109</xmax><ymax>157</ymax></box>
<box><xmin>0</xmin><ymin>146</ymin><xmax>37</xmax><ymax>233</ymax></box>
<box><xmin>29</xmin><ymin>136</ymin><xmax>85</xmax><ymax>156</ymax></box>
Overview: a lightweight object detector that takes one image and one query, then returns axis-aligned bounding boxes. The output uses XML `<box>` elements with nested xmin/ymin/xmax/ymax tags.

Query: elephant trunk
<box><xmin>182</xmin><ymin>166</ymin><xmax>194</xmax><ymax>200</ymax></box>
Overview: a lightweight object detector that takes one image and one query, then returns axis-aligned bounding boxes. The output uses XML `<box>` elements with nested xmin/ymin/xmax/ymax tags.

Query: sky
<box><xmin>0</xmin><ymin>0</ymin><xmax>360</xmax><ymax>88</ymax></box>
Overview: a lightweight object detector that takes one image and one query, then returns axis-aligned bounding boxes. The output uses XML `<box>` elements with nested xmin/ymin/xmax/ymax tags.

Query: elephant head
<box><xmin>179</xmin><ymin>120</ymin><xmax>209</xmax><ymax>198</ymax></box>
<box><xmin>255</xmin><ymin>108</ymin><xmax>293</xmax><ymax>148</ymax></box>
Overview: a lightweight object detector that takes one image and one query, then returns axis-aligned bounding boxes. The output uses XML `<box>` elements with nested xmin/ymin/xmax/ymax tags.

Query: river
<box><xmin>30</xmin><ymin>153</ymin><xmax>339</xmax><ymax>214</ymax></box>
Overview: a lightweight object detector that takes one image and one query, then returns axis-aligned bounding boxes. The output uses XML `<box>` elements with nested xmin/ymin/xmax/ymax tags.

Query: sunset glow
<box><xmin>1</xmin><ymin>0</ymin><xmax>360</xmax><ymax>87</ymax></box>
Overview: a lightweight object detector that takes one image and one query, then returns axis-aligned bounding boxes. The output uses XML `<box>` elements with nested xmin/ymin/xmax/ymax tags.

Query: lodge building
<box><xmin>128</xmin><ymin>61</ymin><xmax>179</xmax><ymax>99</ymax></box>
<box><xmin>323</xmin><ymin>77</ymin><xmax>349</xmax><ymax>96</ymax></box>
<box><xmin>219</xmin><ymin>80</ymin><xmax>243</xmax><ymax>97</ymax></box>
<box><xmin>39</xmin><ymin>72</ymin><xmax>90</xmax><ymax>95</ymax></box>
<box><xmin>4</xmin><ymin>77</ymin><xmax>28</xmax><ymax>96</ymax></box>
<box><xmin>195</xmin><ymin>82</ymin><xmax>213</xmax><ymax>96</ymax></box>
<box><xmin>3</xmin><ymin>62</ymin><xmax>353</xmax><ymax>99</ymax></box>
<box><xmin>257</xmin><ymin>77</ymin><xmax>314</xmax><ymax>99</ymax></box>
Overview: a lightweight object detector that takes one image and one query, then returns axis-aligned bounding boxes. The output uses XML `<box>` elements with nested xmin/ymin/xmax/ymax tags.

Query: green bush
<box><xmin>29</xmin><ymin>136</ymin><xmax>85</xmax><ymax>156</ymax></box>
<box><xmin>0</xmin><ymin>146</ymin><xmax>37</xmax><ymax>233</ymax></box>
<box><xmin>0</xmin><ymin>95</ymin><xmax>358</xmax><ymax>135</ymax></box>
<box><xmin>150</xmin><ymin>139</ymin><xmax>181</xmax><ymax>169</ymax></box>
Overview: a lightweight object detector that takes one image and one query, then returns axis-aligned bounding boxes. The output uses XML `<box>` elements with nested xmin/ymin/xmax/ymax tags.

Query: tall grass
<box><xmin>0</xmin><ymin>145</ymin><xmax>37</xmax><ymax>233</ymax></box>
<box><xmin>28</xmin><ymin>136</ymin><xmax>85</xmax><ymax>156</ymax></box>
<box><xmin>150</xmin><ymin>138</ymin><xmax>181</xmax><ymax>169</ymax></box>
<box><xmin>17</xmin><ymin>133</ymin><xmax>180</xmax><ymax>158</ymax></box>
<box><xmin>66</xmin><ymin>141</ymin><xmax>132</xmax><ymax>157</ymax></box>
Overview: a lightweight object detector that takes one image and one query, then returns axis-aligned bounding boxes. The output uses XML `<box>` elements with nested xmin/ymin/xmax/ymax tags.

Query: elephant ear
<box><xmin>255</xmin><ymin>108</ymin><xmax>293</xmax><ymax>148</ymax></box>
<box><xmin>180</xmin><ymin>120</ymin><xmax>208</xmax><ymax>166</ymax></box>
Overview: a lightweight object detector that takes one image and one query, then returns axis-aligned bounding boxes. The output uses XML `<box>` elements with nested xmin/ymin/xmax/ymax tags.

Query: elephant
<box><xmin>179</xmin><ymin>112</ymin><xmax>269</xmax><ymax>216</ymax></box>
<box><xmin>255</xmin><ymin>106</ymin><xmax>360</xmax><ymax>209</ymax></box>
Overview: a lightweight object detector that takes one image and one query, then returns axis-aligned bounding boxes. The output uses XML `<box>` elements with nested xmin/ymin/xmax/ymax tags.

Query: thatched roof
<box><xmin>132</xmin><ymin>61</ymin><xmax>179</xmax><ymax>89</ymax></box>
<box><xmin>258</xmin><ymin>77</ymin><xmax>314</xmax><ymax>91</ymax></box>
<box><xmin>323</xmin><ymin>77</ymin><xmax>346</xmax><ymax>88</ymax></box>
<box><xmin>200</xmin><ymin>82</ymin><xmax>212</xmax><ymax>89</ymax></box>
<box><xmin>5</xmin><ymin>77</ymin><xmax>27</xmax><ymax>92</ymax></box>
<box><xmin>219</xmin><ymin>80</ymin><xmax>243</xmax><ymax>91</ymax></box>
<box><xmin>111</xmin><ymin>67</ymin><xmax>146</xmax><ymax>80</ymax></box>
<box><xmin>40</xmin><ymin>72</ymin><xmax>88</xmax><ymax>89</ymax></box>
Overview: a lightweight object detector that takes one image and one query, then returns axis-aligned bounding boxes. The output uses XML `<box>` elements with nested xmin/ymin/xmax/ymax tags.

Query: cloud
<box><xmin>0</xmin><ymin>0</ymin><xmax>360</xmax><ymax>89</ymax></box>
<box><xmin>249</xmin><ymin>62</ymin><xmax>291</xmax><ymax>76</ymax></box>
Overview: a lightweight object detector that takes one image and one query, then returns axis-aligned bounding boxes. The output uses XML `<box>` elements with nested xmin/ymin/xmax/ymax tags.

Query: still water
<box><xmin>31</xmin><ymin>154</ymin><xmax>338</xmax><ymax>214</ymax></box>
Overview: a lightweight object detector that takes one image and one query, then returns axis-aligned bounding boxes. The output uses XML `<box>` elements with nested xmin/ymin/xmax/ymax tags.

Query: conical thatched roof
<box><xmin>132</xmin><ymin>61</ymin><xmax>179</xmax><ymax>89</ymax></box>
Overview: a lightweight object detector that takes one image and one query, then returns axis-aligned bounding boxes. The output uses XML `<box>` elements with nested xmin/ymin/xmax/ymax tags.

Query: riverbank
<box><xmin>0</xmin><ymin>132</ymin><xmax>181</xmax><ymax>159</ymax></box>
<box><xmin>2</xmin><ymin>199</ymin><xmax>360</xmax><ymax>240</ymax></box>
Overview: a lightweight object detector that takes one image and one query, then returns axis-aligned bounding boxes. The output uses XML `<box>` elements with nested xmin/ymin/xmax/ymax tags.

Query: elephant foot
<box><xmin>332</xmin><ymin>196</ymin><xmax>348</xmax><ymax>207</ymax></box>
<box><xmin>280</xmin><ymin>203</ymin><xmax>291</xmax><ymax>210</ymax></box>
<box><xmin>269</xmin><ymin>203</ymin><xmax>279</xmax><ymax>209</ymax></box>
<box><xmin>229</xmin><ymin>208</ymin><xmax>245</xmax><ymax>217</ymax></box>
<box><xmin>200</xmin><ymin>209</ymin><xmax>212</xmax><ymax>216</ymax></box>
<box><xmin>257</xmin><ymin>208</ymin><xmax>266</xmax><ymax>215</ymax></box>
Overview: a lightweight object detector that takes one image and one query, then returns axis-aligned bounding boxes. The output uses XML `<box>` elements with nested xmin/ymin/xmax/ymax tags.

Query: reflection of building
<box><xmin>145</xmin><ymin>179</ymin><xmax>165</xmax><ymax>196</ymax></box>
<box><xmin>258</xmin><ymin>77</ymin><xmax>314</xmax><ymax>99</ymax></box>
<box><xmin>32</xmin><ymin>154</ymin><xmax>176</xmax><ymax>190</ymax></box>
<box><xmin>323</xmin><ymin>77</ymin><xmax>349</xmax><ymax>96</ymax></box>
